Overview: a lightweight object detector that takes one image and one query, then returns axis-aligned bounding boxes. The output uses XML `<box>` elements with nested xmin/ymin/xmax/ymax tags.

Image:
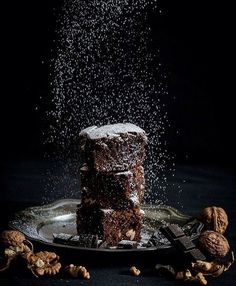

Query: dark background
<box><xmin>0</xmin><ymin>0</ymin><xmax>234</xmax><ymax>167</ymax></box>
<box><xmin>0</xmin><ymin>2</ymin><xmax>235</xmax><ymax>285</ymax></box>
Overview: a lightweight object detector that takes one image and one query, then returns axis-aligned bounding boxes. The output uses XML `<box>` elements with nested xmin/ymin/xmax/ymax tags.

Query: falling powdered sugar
<box><xmin>45</xmin><ymin>0</ymin><xmax>175</xmax><ymax>204</ymax></box>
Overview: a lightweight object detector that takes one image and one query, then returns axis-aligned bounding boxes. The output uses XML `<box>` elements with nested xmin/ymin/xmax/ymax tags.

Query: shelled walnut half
<box><xmin>25</xmin><ymin>251</ymin><xmax>61</xmax><ymax>277</ymax></box>
<box><xmin>65</xmin><ymin>264</ymin><xmax>90</xmax><ymax>279</ymax></box>
<box><xmin>130</xmin><ymin>266</ymin><xmax>141</xmax><ymax>276</ymax></box>
<box><xmin>0</xmin><ymin>230</ymin><xmax>33</xmax><ymax>251</ymax></box>
<box><xmin>176</xmin><ymin>269</ymin><xmax>207</xmax><ymax>285</ymax></box>
<box><xmin>191</xmin><ymin>260</ymin><xmax>225</xmax><ymax>277</ymax></box>
<box><xmin>0</xmin><ymin>230</ymin><xmax>33</xmax><ymax>272</ymax></box>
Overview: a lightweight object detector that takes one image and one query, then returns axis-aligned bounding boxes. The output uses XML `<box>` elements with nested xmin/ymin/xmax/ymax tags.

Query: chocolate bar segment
<box><xmin>185</xmin><ymin>248</ymin><xmax>207</xmax><ymax>262</ymax></box>
<box><xmin>160</xmin><ymin>224</ymin><xmax>206</xmax><ymax>262</ymax></box>
<box><xmin>53</xmin><ymin>233</ymin><xmax>99</xmax><ymax>248</ymax></box>
<box><xmin>53</xmin><ymin>233</ymin><xmax>73</xmax><ymax>245</ymax></box>
<box><xmin>79</xmin><ymin>123</ymin><xmax>147</xmax><ymax>172</ymax></box>
<box><xmin>117</xmin><ymin>240</ymin><xmax>138</xmax><ymax>249</ymax></box>
<box><xmin>175</xmin><ymin>236</ymin><xmax>196</xmax><ymax>251</ymax></box>
<box><xmin>160</xmin><ymin>224</ymin><xmax>185</xmax><ymax>239</ymax></box>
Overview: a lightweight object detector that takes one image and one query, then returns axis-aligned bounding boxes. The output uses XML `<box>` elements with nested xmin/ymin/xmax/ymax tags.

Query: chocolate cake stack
<box><xmin>76</xmin><ymin>123</ymin><xmax>147</xmax><ymax>246</ymax></box>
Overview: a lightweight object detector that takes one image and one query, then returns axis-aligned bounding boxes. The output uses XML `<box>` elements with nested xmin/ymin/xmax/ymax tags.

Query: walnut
<box><xmin>200</xmin><ymin>207</ymin><xmax>228</xmax><ymax>234</ymax></box>
<box><xmin>130</xmin><ymin>266</ymin><xmax>141</xmax><ymax>276</ymax></box>
<box><xmin>198</xmin><ymin>231</ymin><xmax>230</xmax><ymax>258</ymax></box>
<box><xmin>126</xmin><ymin>229</ymin><xmax>136</xmax><ymax>241</ymax></box>
<box><xmin>195</xmin><ymin>273</ymin><xmax>208</xmax><ymax>285</ymax></box>
<box><xmin>176</xmin><ymin>269</ymin><xmax>192</xmax><ymax>280</ymax></box>
<box><xmin>176</xmin><ymin>270</ymin><xmax>207</xmax><ymax>285</ymax></box>
<box><xmin>191</xmin><ymin>260</ymin><xmax>225</xmax><ymax>277</ymax></box>
<box><xmin>0</xmin><ymin>230</ymin><xmax>33</xmax><ymax>252</ymax></box>
<box><xmin>0</xmin><ymin>231</ymin><xmax>33</xmax><ymax>273</ymax></box>
<box><xmin>65</xmin><ymin>264</ymin><xmax>90</xmax><ymax>279</ymax></box>
<box><xmin>0</xmin><ymin>248</ymin><xmax>17</xmax><ymax>272</ymax></box>
<box><xmin>26</xmin><ymin>251</ymin><xmax>61</xmax><ymax>277</ymax></box>
<box><xmin>0</xmin><ymin>230</ymin><xmax>25</xmax><ymax>247</ymax></box>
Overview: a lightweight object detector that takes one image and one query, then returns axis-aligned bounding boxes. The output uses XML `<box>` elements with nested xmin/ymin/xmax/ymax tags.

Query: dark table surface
<box><xmin>0</xmin><ymin>160</ymin><xmax>235</xmax><ymax>285</ymax></box>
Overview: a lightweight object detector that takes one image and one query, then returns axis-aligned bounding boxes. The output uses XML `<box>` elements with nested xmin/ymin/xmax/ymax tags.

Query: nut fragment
<box><xmin>125</xmin><ymin>229</ymin><xmax>136</xmax><ymax>241</ymax></box>
<box><xmin>26</xmin><ymin>251</ymin><xmax>61</xmax><ymax>277</ymax></box>
<box><xmin>65</xmin><ymin>264</ymin><xmax>90</xmax><ymax>279</ymax></box>
<box><xmin>4</xmin><ymin>248</ymin><xmax>16</xmax><ymax>258</ymax></box>
<box><xmin>195</xmin><ymin>273</ymin><xmax>208</xmax><ymax>285</ymax></box>
<box><xmin>0</xmin><ymin>230</ymin><xmax>33</xmax><ymax>255</ymax></box>
<box><xmin>176</xmin><ymin>269</ymin><xmax>192</xmax><ymax>280</ymax></box>
<box><xmin>199</xmin><ymin>231</ymin><xmax>230</xmax><ymax>258</ymax></box>
<box><xmin>0</xmin><ymin>234</ymin><xmax>32</xmax><ymax>273</ymax></box>
<box><xmin>0</xmin><ymin>248</ymin><xmax>17</xmax><ymax>272</ymax></box>
<box><xmin>130</xmin><ymin>266</ymin><xmax>141</xmax><ymax>276</ymax></box>
<box><xmin>176</xmin><ymin>270</ymin><xmax>207</xmax><ymax>285</ymax></box>
<box><xmin>200</xmin><ymin>207</ymin><xmax>228</xmax><ymax>234</ymax></box>
<box><xmin>191</xmin><ymin>260</ymin><xmax>225</xmax><ymax>277</ymax></box>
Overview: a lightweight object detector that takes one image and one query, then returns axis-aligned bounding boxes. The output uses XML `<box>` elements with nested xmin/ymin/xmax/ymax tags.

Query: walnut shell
<box><xmin>200</xmin><ymin>206</ymin><xmax>228</xmax><ymax>234</ymax></box>
<box><xmin>198</xmin><ymin>230</ymin><xmax>230</xmax><ymax>258</ymax></box>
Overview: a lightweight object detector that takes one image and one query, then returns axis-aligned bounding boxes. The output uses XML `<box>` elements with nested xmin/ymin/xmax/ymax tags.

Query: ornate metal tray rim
<box><xmin>9</xmin><ymin>199</ymin><xmax>203</xmax><ymax>253</ymax></box>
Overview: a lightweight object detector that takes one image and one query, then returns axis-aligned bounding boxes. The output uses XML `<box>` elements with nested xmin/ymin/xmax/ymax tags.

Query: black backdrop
<box><xmin>1</xmin><ymin>0</ymin><xmax>234</xmax><ymax>168</ymax></box>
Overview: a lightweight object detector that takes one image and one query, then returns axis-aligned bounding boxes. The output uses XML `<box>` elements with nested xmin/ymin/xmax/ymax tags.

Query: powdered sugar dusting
<box><xmin>80</xmin><ymin>123</ymin><xmax>146</xmax><ymax>140</ymax></box>
<box><xmin>44</xmin><ymin>0</ymin><xmax>175</xmax><ymax>204</ymax></box>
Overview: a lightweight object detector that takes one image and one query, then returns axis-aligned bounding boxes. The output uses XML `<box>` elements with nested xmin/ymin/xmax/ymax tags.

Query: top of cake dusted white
<box><xmin>79</xmin><ymin>123</ymin><xmax>146</xmax><ymax>140</ymax></box>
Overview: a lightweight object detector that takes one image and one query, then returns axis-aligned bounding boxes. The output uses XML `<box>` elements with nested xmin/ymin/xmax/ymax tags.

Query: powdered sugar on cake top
<box><xmin>80</xmin><ymin>123</ymin><xmax>147</xmax><ymax>140</ymax></box>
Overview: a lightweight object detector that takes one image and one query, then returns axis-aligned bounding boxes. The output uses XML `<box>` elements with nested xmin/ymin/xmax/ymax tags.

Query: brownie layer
<box><xmin>79</xmin><ymin>123</ymin><xmax>147</xmax><ymax>172</ymax></box>
<box><xmin>76</xmin><ymin>206</ymin><xmax>144</xmax><ymax>246</ymax></box>
<box><xmin>80</xmin><ymin>164</ymin><xmax>144</xmax><ymax>209</ymax></box>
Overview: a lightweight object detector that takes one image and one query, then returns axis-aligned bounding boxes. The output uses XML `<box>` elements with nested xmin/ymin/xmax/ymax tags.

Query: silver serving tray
<box><xmin>9</xmin><ymin>199</ymin><xmax>203</xmax><ymax>252</ymax></box>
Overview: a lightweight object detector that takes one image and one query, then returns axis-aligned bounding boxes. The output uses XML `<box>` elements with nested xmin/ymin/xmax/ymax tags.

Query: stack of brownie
<box><xmin>76</xmin><ymin>123</ymin><xmax>147</xmax><ymax>246</ymax></box>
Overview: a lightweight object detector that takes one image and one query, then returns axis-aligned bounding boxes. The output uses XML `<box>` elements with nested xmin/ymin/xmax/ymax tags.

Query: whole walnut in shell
<box><xmin>199</xmin><ymin>230</ymin><xmax>230</xmax><ymax>258</ymax></box>
<box><xmin>200</xmin><ymin>206</ymin><xmax>228</xmax><ymax>234</ymax></box>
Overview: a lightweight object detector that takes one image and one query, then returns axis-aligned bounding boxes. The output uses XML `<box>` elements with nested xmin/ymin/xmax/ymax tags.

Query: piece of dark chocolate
<box><xmin>70</xmin><ymin>234</ymin><xmax>98</xmax><ymax>248</ymax></box>
<box><xmin>160</xmin><ymin>224</ymin><xmax>206</xmax><ymax>262</ymax></box>
<box><xmin>175</xmin><ymin>236</ymin><xmax>196</xmax><ymax>251</ymax></box>
<box><xmin>53</xmin><ymin>233</ymin><xmax>73</xmax><ymax>245</ymax></box>
<box><xmin>117</xmin><ymin>240</ymin><xmax>138</xmax><ymax>249</ymax></box>
<box><xmin>160</xmin><ymin>224</ymin><xmax>185</xmax><ymax>239</ymax></box>
<box><xmin>53</xmin><ymin>233</ymin><xmax>98</xmax><ymax>248</ymax></box>
<box><xmin>185</xmin><ymin>248</ymin><xmax>207</xmax><ymax>262</ymax></box>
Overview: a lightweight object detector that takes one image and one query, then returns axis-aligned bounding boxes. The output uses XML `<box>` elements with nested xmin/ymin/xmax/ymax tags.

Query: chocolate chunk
<box><xmin>53</xmin><ymin>233</ymin><xmax>98</xmax><ymax>248</ymax></box>
<box><xmin>185</xmin><ymin>248</ymin><xmax>206</xmax><ymax>262</ymax></box>
<box><xmin>160</xmin><ymin>224</ymin><xmax>185</xmax><ymax>239</ymax></box>
<box><xmin>70</xmin><ymin>234</ymin><xmax>98</xmax><ymax>248</ymax></box>
<box><xmin>53</xmin><ymin>233</ymin><xmax>73</xmax><ymax>245</ymax></box>
<box><xmin>174</xmin><ymin>236</ymin><xmax>196</xmax><ymax>251</ymax></box>
<box><xmin>117</xmin><ymin>240</ymin><xmax>138</xmax><ymax>249</ymax></box>
<box><xmin>160</xmin><ymin>224</ymin><xmax>206</xmax><ymax>262</ymax></box>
